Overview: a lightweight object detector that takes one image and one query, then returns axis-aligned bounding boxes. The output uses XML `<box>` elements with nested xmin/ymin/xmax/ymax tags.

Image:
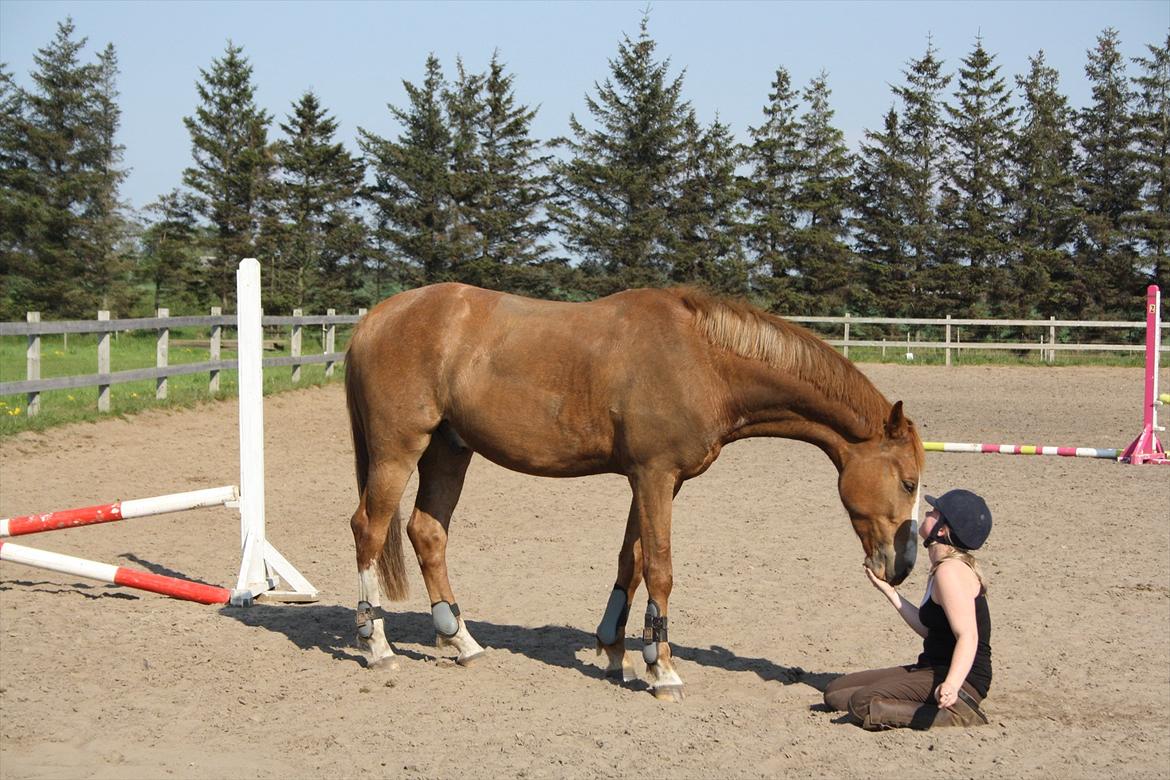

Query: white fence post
<box><xmin>945</xmin><ymin>314</ymin><xmax>952</xmax><ymax>368</ymax></box>
<box><xmin>26</xmin><ymin>312</ymin><xmax>40</xmax><ymax>417</ymax></box>
<box><xmin>97</xmin><ymin>311</ymin><xmax>110</xmax><ymax>412</ymax></box>
<box><xmin>156</xmin><ymin>308</ymin><xmax>169</xmax><ymax>400</ymax></box>
<box><xmin>210</xmin><ymin>305</ymin><xmax>222</xmax><ymax>394</ymax></box>
<box><xmin>325</xmin><ymin>309</ymin><xmax>336</xmax><ymax>377</ymax></box>
<box><xmin>1049</xmin><ymin>316</ymin><xmax>1056</xmax><ymax>364</ymax></box>
<box><xmin>843</xmin><ymin>313</ymin><xmax>851</xmax><ymax>360</ymax></box>
<box><xmin>291</xmin><ymin>308</ymin><xmax>303</xmax><ymax>383</ymax></box>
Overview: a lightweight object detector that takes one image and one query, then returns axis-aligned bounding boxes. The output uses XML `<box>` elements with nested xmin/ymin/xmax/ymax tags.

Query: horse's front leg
<box><xmin>632</xmin><ymin>469</ymin><xmax>684</xmax><ymax>702</ymax></box>
<box><xmin>596</xmin><ymin>500</ymin><xmax>643</xmax><ymax>682</ymax></box>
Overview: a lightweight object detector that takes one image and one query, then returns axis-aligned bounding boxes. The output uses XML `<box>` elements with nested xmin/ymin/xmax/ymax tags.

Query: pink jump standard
<box><xmin>925</xmin><ymin>285</ymin><xmax>1167</xmax><ymax>465</ymax></box>
<box><xmin>1120</xmin><ymin>285</ymin><xmax>1169</xmax><ymax>465</ymax></box>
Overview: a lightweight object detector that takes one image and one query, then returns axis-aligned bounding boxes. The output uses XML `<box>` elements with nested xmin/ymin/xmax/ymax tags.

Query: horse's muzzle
<box><xmin>869</xmin><ymin>518</ymin><xmax>918</xmax><ymax>586</ymax></box>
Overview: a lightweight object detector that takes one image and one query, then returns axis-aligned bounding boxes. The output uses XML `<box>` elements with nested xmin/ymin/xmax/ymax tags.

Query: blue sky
<box><xmin>1</xmin><ymin>0</ymin><xmax>1166</xmax><ymax>213</ymax></box>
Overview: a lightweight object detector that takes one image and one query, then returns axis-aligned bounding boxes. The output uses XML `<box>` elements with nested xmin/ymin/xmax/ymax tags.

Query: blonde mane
<box><xmin>674</xmin><ymin>288</ymin><xmax>891</xmax><ymax>437</ymax></box>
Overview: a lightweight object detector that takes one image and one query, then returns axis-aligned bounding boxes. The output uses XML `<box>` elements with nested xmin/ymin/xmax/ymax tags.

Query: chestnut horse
<box><xmin>345</xmin><ymin>284</ymin><xmax>924</xmax><ymax>700</ymax></box>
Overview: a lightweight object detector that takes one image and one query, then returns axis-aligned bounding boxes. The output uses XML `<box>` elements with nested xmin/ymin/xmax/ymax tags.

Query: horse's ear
<box><xmin>885</xmin><ymin>400</ymin><xmax>910</xmax><ymax>440</ymax></box>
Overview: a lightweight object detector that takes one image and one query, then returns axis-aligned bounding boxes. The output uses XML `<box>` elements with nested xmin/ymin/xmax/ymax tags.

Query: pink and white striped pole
<box><xmin>924</xmin><ymin>441</ymin><xmax>1119</xmax><ymax>459</ymax></box>
<box><xmin>0</xmin><ymin>486</ymin><xmax>238</xmax><ymax>538</ymax></box>
<box><xmin>1120</xmin><ymin>285</ymin><xmax>1168</xmax><ymax>465</ymax></box>
<box><xmin>0</xmin><ymin>540</ymin><xmax>232</xmax><ymax>604</ymax></box>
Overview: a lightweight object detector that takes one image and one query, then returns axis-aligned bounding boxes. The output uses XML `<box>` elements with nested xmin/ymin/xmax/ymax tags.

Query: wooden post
<box><xmin>210</xmin><ymin>306</ymin><xmax>222</xmax><ymax>394</ymax></box>
<box><xmin>156</xmin><ymin>308</ymin><xmax>169</xmax><ymax>400</ymax></box>
<box><xmin>26</xmin><ymin>312</ymin><xmax>40</xmax><ymax>417</ymax></box>
<box><xmin>945</xmin><ymin>314</ymin><xmax>952</xmax><ymax>368</ymax></box>
<box><xmin>98</xmin><ymin>311</ymin><xmax>111</xmax><ymax>413</ymax></box>
<box><xmin>843</xmin><ymin>313</ymin><xmax>851</xmax><ymax>360</ymax></box>
<box><xmin>325</xmin><ymin>309</ymin><xmax>336</xmax><ymax>377</ymax></box>
<box><xmin>1049</xmin><ymin>316</ymin><xmax>1056</xmax><ymax>364</ymax></box>
<box><xmin>291</xmin><ymin>309</ymin><xmax>303</xmax><ymax>383</ymax></box>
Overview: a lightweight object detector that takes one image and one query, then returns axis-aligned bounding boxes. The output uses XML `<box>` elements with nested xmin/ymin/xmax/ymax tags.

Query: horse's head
<box><xmin>837</xmin><ymin>401</ymin><xmax>925</xmax><ymax>586</ymax></box>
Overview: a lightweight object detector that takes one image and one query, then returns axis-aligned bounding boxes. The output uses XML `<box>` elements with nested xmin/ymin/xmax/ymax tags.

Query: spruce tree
<box><xmin>0</xmin><ymin>63</ymin><xmax>32</xmax><ymax>317</ymax></box>
<box><xmin>893</xmin><ymin>40</ymin><xmax>952</xmax><ymax>314</ymax></box>
<box><xmin>360</xmin><ymin>54</ymin><xmax>453</xmax><ymax>284</ymax></box>
<box><xmin>1009</xmin><ymin>51</ymin><xmax>1082</xmax><ymax>316</ymax></box>
<box><xmin>3</xmin><ymin>19</ymin><xmax>129</xmax><ymax>317</ymax></box>
<box><xmin>550</xmin><ymin>15</ymin><xmax>690</xmax><ymax>288</ymax></box>
<box><xmin>272</xmin><ymin>90</ymin><xmax>367</xmax><ymax>311</ymax></box>
<box><xmin>84</xmin><ymin>43</ymin><xmax>131</xmax><ymax>312</ymax></box>
<box><xmin>1077</xmin><ymin>28</ymin><xmax>1142</xmax><ymax>315</ymax></box>
<box><xmin>668</xmin><ymin>114</ymin><xmax>747</xmax><ymax>295</ymax></box>
<box><xmin>140</xmin><ymin>189</ymin><xmax>209</xmax><ymax>312</ymax></box>
<box><xmin>476</xmin><ymin>51</ymin><xmax>552</xmax><ymax>292</ymax></box>
<box><xmin>790</xmin><ymin>72</ymin><xmax>854</xmax><ymax>313</ymax></box>
<box><xmin>939</xmin><ymin>38</ymin><xmax>1014</xmax><ymax>315</ymax></box>
<box><xmin>852</xmin><ymin>108</ymin><xmax>913</xmax><ymax>315</ymax></box>
<box><xmin>183</xmin><ymin>42</ymin><xmax>274</xmax><ymax>305</ymax></box>
<box><xmin>743</xmin><ymin>66</ymin><xmax>802</xmax><ymax>309</ymax></box>
<box><xmin>444</xmin><ymin>58</ymin><xmax>486</xmax><ymax>279</ymax></box>
<box><xmin>1131</xmin><ymin>33</ymin><xmax>1170</xmax><ymax>291</ymax></box>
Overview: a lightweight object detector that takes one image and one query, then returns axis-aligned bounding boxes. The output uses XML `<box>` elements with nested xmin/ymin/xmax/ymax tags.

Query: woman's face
<box><xmin>920</xmin><ymin>508</ymin><xmax>943</xmax><ymax>542</ymax></box>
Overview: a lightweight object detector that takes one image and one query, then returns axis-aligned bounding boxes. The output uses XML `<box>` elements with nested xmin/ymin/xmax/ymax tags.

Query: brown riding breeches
<box><xmin>823</xmin><ymin>665</ymin><xmax>988</xmax><ymax>730</ymax></box>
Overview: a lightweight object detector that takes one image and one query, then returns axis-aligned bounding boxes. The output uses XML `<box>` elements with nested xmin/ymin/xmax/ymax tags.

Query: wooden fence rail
<box><xmin>2</xmin><ymin>309</ymin><xmax>1166</xmax><ymax>417</ymax></box>
<box><xmin>1</xmin><ymin>309</ymin><xmax>366</xmax><ymax>417</ymax></box>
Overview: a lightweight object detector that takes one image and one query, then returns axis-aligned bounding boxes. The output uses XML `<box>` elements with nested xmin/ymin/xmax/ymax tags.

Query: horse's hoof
<box><xmin>456</xmin><ymin>650</ymin><xmax>486</xmax><ymax>667</ymax></box>
<box><xmin>652</xmin><ymin>684</ymin><xmax>685</xmax><ymax>703</ymax></box>
<box><xmin>606</xmin><ymin>667</ymin><xmax>638</xmax><ymax>683</ymax></box>
<box><xmin>368</xmin><ymin>655</ymin><xmax>400</xmax><ymax>671</ymax></box>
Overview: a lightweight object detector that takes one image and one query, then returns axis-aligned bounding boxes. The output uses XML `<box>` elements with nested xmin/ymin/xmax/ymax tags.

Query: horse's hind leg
<box><xmin>407</xmin><ymin>429</ymin><xmax>484</xmax><ymax>665</ymax></box>
<box><xmin>596</xmin><ymin>501</ymin><xmax>643</xmax><ymax>682</ymax></box>
<box><xmin>351</xmin><ymin>453</ymin><xmax>423</xmax><ymax>670</ymax></box>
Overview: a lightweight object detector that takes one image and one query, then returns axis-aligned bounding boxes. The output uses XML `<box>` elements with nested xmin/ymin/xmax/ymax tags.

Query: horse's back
<box><xmin>345</xmin><ymin>284</ymin><xmax>709</xmax><ymax>476</ymax></box>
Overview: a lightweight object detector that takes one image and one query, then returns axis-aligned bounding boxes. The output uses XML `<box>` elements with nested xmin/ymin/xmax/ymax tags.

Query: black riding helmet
<box><xmin>924</xmin><ymin>489</ymin><xmax>992</xmax><ymax>551</ymax></box>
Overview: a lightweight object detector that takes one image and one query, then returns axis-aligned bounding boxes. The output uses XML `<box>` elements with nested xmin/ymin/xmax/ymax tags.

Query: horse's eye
<box><xmin>901</xmin><ymin>480</ymin><xmax>916</xmax><ymax>494</ymax></box>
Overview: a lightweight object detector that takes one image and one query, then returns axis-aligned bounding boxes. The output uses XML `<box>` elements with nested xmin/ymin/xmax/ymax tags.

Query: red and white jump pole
<box><xmin>0</xmin><ymin>540</ymin><xmax>232</xmax><ymax>604</ymax></box>
<box><xmin>1120</xmin><ymin>285</ymin><xmax>1168</xmax><ymax>465</ymax></box>
<box><xmin>0</xmin><ymin>486</ymin><xmax>238</xmax><ymax>538</ymax></box>
<box><xmin>0</xmin><ymin>259</ymin><xmax>319</xmax><ymax>605</ymax></box>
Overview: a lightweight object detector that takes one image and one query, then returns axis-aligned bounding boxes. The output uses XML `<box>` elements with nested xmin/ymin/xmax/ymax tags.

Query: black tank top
<box><xmin>916</xmin><ymin>580</ymin><xmax>993</xmax><ymax>698</ymax></box>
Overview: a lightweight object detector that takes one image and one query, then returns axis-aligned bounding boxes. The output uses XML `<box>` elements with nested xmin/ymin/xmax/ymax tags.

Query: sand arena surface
<box><xmin>1</xmin><ymin>364</ymin><xmax>1167</xmax><ymax>779</ymax></box>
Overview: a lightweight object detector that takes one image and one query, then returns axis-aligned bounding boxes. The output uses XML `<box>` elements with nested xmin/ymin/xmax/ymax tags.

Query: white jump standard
<box><xmin>0</xmin><ymin>259</ymin><xmax>319</xmax><ymax>605</ymax></box>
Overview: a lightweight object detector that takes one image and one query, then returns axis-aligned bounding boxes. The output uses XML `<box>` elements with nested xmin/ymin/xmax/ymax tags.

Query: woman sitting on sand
<box><xmin>825</xmin><ymin>488</ymin><xmax>993</xmax><ymax>730</ymax></box>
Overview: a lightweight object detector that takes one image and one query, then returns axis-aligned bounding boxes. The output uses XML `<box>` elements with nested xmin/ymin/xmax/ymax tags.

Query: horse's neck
<box><xmin>718</xmin><ymin>358</ymin><xmax>886</xmax><ymax>469</ymax></box>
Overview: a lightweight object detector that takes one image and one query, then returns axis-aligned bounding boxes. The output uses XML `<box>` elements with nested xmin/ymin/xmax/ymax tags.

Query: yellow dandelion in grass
<box><xmin>130</xmin><ymin>392</ymin><xmax>139</xmax><ymax>398</ymax></box>
<box><xmin>0</xmin><ymin>400</ymin><xmax>7</xmax><ymax>407</ymax></box>
<box><xmin>67</xmin><ymin>394</ymin><xmax>76</xmax><ymax>401</ymax></box>
<box><xmin>8</xmin><ymin>407</ymin><xmax>21</xmax><ymax>416</ymax></box>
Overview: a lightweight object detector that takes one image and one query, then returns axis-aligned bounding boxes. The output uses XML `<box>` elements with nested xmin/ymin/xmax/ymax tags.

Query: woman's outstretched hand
<box><xmin>865</xmin><ymin>565</ymin><xmax>899</xmax><ymax>602</ymax></box>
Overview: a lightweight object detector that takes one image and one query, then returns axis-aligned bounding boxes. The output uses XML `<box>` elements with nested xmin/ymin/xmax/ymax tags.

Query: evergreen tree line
<box><xmin>1</xmin><ymin>16</ymin><xmax>1167</xmax><ymax>322</ymax></box>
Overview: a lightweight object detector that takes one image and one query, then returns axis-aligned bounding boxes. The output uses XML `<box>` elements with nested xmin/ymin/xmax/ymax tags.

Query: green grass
<box><xmin>0</xmin><ymin>327</ymin><xmax>1149</xmax><ymax>437</ymax></box>
<box><xmin>1</xmin><ymin>327</ymin><xmax>352</xmax><ymax>436</ymax></box>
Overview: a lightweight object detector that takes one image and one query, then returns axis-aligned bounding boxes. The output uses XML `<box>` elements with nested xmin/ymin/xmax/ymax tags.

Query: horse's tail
<box><xmin>345</xmin><ymin>344</ymin><xmax>409</xmax><ymax>601</ymax></box>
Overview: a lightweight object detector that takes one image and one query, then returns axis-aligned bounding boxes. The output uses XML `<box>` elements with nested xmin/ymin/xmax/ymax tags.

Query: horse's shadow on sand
<box><xmin>4</xmin><ymin>555</ymin><xmax>838</xmax><ymax>694</ymax></box>
<box><xmin>218</xmin><ymin>601</ymin><xmax>838</xmax><ymax>693</ymax></box>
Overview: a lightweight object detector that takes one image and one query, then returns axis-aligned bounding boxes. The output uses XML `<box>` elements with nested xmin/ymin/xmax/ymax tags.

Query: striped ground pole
<box><xmin>0</xmin><ymin>486</ymin><xmax>238</xmax><ymax>538</ymax></box>
<box><xmin>924</xmin><ymin>441</ymin><xmax>1120</xmax><ymax>459</ymax></box>
<box><xmin>0</xmin><ymin>540</ymin><xmax>232</xmax><ymax>604</ymax></box>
